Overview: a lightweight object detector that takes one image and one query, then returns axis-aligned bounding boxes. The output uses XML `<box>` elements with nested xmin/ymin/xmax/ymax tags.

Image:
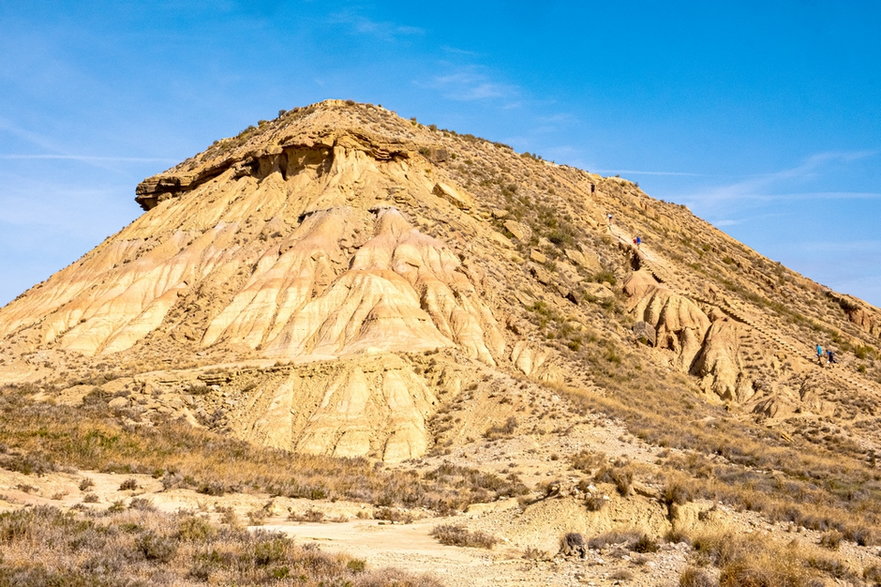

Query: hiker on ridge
<box><xmin>816</xmin><ymin>343</ymin><xmax>823</xmax><ymax>364</ymax></box>
<box><xmin>827</xmin><ymin>349</ymin><xmax>837</xmax><ymax>365</ymax></box>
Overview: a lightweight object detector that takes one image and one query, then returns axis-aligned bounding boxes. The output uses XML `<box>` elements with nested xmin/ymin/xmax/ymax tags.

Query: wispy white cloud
<box><xmin>529</xmin><ymin>112</ymin><xmax>579</xmax><ymax>134</ymax></box>
<box><xmin>441</xmin><ymin>46</ymin><xmax>480</xmax><ymax>57</ymax></box>
<box><xmin>417</xmin><ymin>65</ymin><xmax>519</xmax><ymax>103</ymax></box>
<box><xmin>328</xmin><ymin>11</ymin><xmax>423</xmax><ymax>41</ymax></box>
<box><xmin>0</xmin><ymin>154</ymin><xmax>177</xmax><ymax>163</ymax></box>
<box><xmin>0</xmin><ymin>121</ymin><xmax>176</xmax><ymax>171</ymax></box>
<box><xmin>797</xmin><ymin>239</ymin><xmax>881</xmax><ymax>253</ymax></box>
<box><xmin>594</xmin><ymin>168</ymin><xmax>708</xmax><ymax>177</ymax></box>
<box><xmin>0</xmin><ymin>118</ymin><xmax>65</xmax><ymax>154</ymax></box>
<box><xmin>681</xmin><ymin>150</ymin><xmax>879</xmax><ymax>210</ymax></box>
<box><xmin>748</xmin><ymin>191</ymin><xmax>881</xmax><ymax>202</ymax></box>
<box><xmin>537</xmin><ymin>113</ymin><xmax>577</xmax><ymax>124</ymax></box>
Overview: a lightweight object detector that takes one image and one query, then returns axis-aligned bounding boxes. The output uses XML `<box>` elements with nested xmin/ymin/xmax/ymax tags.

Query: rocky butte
<box><xmin>2</xmin><ymin>100</ymin><xmax>881</xmax><ymax>585</ymax></box>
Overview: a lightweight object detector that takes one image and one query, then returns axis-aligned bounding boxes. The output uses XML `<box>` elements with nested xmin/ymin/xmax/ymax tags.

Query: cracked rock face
<box><xmin>0</xmin><ymin>114</ymin><xmax>505</xmax><ymax>461</ymax></box>
<box><xmin>625</xmin><ymin>272</ymin><xmax>710</xmax><ymax>370</ymax></box>
<box><xmin>4</xmin><ymin>99</ymin><xmax>881</xmax><ymax>463</ymax></box>
<box><xmin>0</xmin><ymin>146</ymin><xmax>503</xmax><ymax>365</ymax></box>
<box><xmin>690</xmin><ymin>319</ymin><xmax>753</xmax><ymax>402</ymax></box>
<box><xmin>225</xmin><ymin>355</ymin><xmax>439</xmax><ymax>462</ymax></box>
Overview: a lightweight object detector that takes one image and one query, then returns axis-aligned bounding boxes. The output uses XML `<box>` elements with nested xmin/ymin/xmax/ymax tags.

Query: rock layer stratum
<box><xmin>3</xmin><ymin>99</ymin><xmax>881</xmax><ymax>462</ymax></box>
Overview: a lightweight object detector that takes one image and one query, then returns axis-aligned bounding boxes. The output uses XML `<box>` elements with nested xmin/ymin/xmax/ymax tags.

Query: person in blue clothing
<box><xmin>827</xmin><ymin>349</ymin><xmax>837</xmax><ymax>365</ymax></box>
<box><xmin>816</xmin><ymin>343</ymin><xmax>823</xmax><ymax>364</ymax></box>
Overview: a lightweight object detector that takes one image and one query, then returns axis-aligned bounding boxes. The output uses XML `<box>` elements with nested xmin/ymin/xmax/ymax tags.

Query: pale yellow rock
<box><xmin>529</xmin><ymin>250</ymin><xmax>547</xmax><ymax>264</ymax></box>
<box><xmin>227</xmin><ymin>355</ymin><xmax>437</xmax><ymax>462</ymax></box>
<box><xmin>432</xmin><ymin>182</ymin><xmax>474</xmax><ymax>209</ymax></box>
<box><xmin>583</xmin><ymin>283</ymin><xmax>615</xmax><ymax>303</ymax></box>
<box><xmin>690</xmin><ymin>319</ymin><xmax>752</xmax><ymax>401</ymax></box>
<box><xmin>503</xmin><ymin>219</ymin><xmax>532</xmax><ymax>242</ymax></box>
<box><xmin>628</xmin><ymin>282</ymin><xmax>710</xmax><ymax>369</ymax></box>
<box><xmin>4</xmin><ymin>98</ymin><xmax>878</xmax><ymax>476</ymax></box>
<box><xmin>565</xmin><ymin>248</ymin><xmax>603</xmax><ymax>273</ymax></box>
<box><xmin>510</xmin><ymin>341</ymin><xmax>561</xmax><ymax>382</ymax></box>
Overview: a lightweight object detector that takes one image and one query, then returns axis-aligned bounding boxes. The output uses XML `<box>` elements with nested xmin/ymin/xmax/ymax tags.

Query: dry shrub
<box><xmin>136</xmin><ymin>530</ymin><xmax>177</xmax><ymax>562</ymax></box>
<box><xmin>558</xmin><ymin>383</ymin><xmax>881</xmax><ymax>543</ymax></box>
<box><xmin>176</xmin><ymin>515</ymin><xmax>216</xmax><ymax>542</ymax></box>
<box><xmin>594</xmin><ymin>461</ymin><xmax>633</xmax><ymax>496</ymax></box>
<box><xmin>287</xmin><ymin>508</ymin><xmax>325</xmax><ymax>522</ymax></box>
<box><xmin>118</xmin><ymin>478</ymin><xmax>138</xmax><ymax>491</ymax></box>
<box><xmin>863</xmin><ymin>564</ymin><xmax>881</xmax><ymax>583</ymax></box>
<box><xmin>128</xmin><ymin>497</ymin><xmax>154</xmax><ymax>511</ymax></box>
<box><xmin>662</xmin><ymin>476</ymin><xmax>694</xmax><ymax>507</ymax></box>
<box><xmin>610</xmin><ymin>569</ymin><xmax>634</xmax><ymax>581</ymax></box>
<box><xmin>587</xmin><ymin>529</ymin><xmax>640</xmax><ymax>550</ymax></box>
<box><xmin>247</xmin><ymin>501</ymin><xmax>275</xmax><ymax>525</ymax></box>
<box><xmin>804</xmin><ymin>552</ymin><xmax>854</xmax><ymax>581</ymax></box>
<box><xmin>693</xmin><ymin>532</ymin><xmax>825</xmax><ymax>586</ymax></box>
<box><xmin>421</xmin><ymin>462</ymin><xmax>529</xmax><ymax>512</ymax></box>
<box><xmin>522</xmin><ymin>546</ymin><xmax>546</xmax><ymax>560</ymax></box>
<box><xmin>584</xmin><ymin>493</ymin><xmax>608</xmax><ymax>511</ymax></box>
<box><xmin>679</xmin><ymin>566</ymin><xmax>717</xmax><ymax>587</ymax></box>
<box><xmin>0</xmin><ymin>505</ymin><xmax>435</xmax><ymax>585</ymax></box>
<box><xmin>631</xmin><ymin>534</ymin><xmax>660</xmax><ymax>553</ymax></box>
<box><xmin>373</xmin><ymin>507</ymin><xmax>414</xmax><ymax>524</ymax></box>
<box><xmin>483</xmin><ymin>416</ymin><xmax>518</xmax><ymax>439</ymax></box>
<box><xmin>430</xmin><ymin>524</ymin><xmax>498</xmax><ymax>549</ymax></box>
<box><xmin>560</xmin><ymin>531</ymin><xmax>585</xmax><ymax>556</ymax></box>
<box><xmin>0</xmin><ymin>392</ymin><xmax>528</xmax><ymax>515</ymax></box>
<box><xmin>571</xmin><ymin>449</ymin><xmax>606</xmax><ymax>473</ymax></box>
<box><xmin>665</xmin><ymin>528</ymin><xmax>692</xmax><ymax>546</ymax></box>
<box><xmin>818</xmin><ymin>530</ymin><xmax>843</xmax><ymax>550</ymax></box>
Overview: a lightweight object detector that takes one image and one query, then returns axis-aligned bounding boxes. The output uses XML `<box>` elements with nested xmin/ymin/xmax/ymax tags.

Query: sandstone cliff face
<box><xmin>833</xmin><ymin>293</ymin><xmax>881</xmax><ymax>338</ymax></box>
<box><xmin>0</xmin><ymin>108</ymin><xmax>509</xmax><ymax>460</ymax></box>
<box><xmin>624</xmin><ymin>271</ymin><xmax>710</xmax><ymax>370</ymax></box>
<box><xmin>221</xmin><ymin>354</ymin><xmax>441</xmax><ymax>462</ymax></box>
<box><xmin>690</xmin><ymin>319</ymin><xmax>753</xmax><ymax>402</ymax></box>
<box><xmin>3</xmin><ymin>99</ymin><xmax>881</xmax><ymax>462</ymax></box>
<box><xmin>0</xmin><ymin>139</ymin><xmax>503</xmax><ymax>366</ymax></box>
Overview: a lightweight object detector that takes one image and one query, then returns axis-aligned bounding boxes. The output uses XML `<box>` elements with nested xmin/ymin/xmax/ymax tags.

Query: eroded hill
<box><xmin>2</xmin><ymin>100</ymin><xmax>881</xmax><ymax>585</ymax></box>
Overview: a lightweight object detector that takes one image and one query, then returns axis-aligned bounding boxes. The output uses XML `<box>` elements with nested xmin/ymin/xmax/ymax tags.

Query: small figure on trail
<box><xmin>816</xmin><ymin>343</ymin><xmax>823</xmax><ymax>364</ymax></box>
<box><xmin>827</xmin><ymin>349</ymin><xmax>837</xmax><ymax>365</ymax></box>
<box><xmin>607</xmin><ymin>213</ymin><xmax>613</xmax><ymax>226</ymax></box>
<box><xmin>633</xmin><ymin>236</ymin><xmax>642</xmax><ymax>249</ymax></box>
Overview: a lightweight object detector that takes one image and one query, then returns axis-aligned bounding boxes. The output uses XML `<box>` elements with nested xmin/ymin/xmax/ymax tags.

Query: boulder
<box><xmin>432</xmin><ymin>182</ymin><xmax>474</xmax><ymax>209</ymax></box>
<box><xmin>690</xmin><ymin>319</ymin><xmax>754</xmax><ymax>402</ymax></box>
<box><xmin>565</xmin><ymin>248</ymin><xmax>603</xmax><ymax>273</ymax></box>
<box><xmin>629</xmin><ymin>288</ymin><xmax>710</xmax><ymax>369</ymax></box>
<box><xmin>584</xmin><ymin>283</ymin><xmax>615</xmax><ymax>304</ymax></box>
<box><xmin>529</xmin><ymin>250</ymin><xmax>548</xmax><ymax>264</ymax></box>
<box><xmin>504</xmin><ymin>219</ymin><xmax>532</xmax><ymax>242</ymax></box>
<box><xmin>632</xmin><ymin>321</ymin><xmax>657</xmax><ymax>346</ymax></box>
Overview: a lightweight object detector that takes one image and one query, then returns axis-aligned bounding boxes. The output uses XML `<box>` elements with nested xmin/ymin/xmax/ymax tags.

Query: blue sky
<box><xmin>1</xmin><ymin>1</ymin><xmax>880</xmax><ymax>307</ymax></box>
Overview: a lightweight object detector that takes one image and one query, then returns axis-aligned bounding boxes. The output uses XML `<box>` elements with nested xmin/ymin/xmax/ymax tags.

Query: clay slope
<box><xmin>2</xmin><ymin>98</ymin><xmax>881</xmax><ymax>462</ymax></box>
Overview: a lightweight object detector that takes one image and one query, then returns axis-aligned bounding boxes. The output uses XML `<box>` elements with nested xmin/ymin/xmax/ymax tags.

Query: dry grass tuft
<box><xmin>554</xmin><ymin>381</ymin><xmax>881</xmax><ymax>544</ymax></box>
<box><xmin>430</xmin><ymin>524</ymin><xmax>498</xmax><ymax>549</ymax></box>
<box><xmin>0</xmin><ymin>505</ymin><xmax>439</xmax><ymax>585</ymax></box>
<box><xmin>689</xmin><ymin>531</ymin><xmax>858</xmax><ymax>586</ymax></box>
<box><xmin>678</xmin><ymin>566</ymin><xmax>716</xmax><ymax>587</ymax></box>
<box><xmin>0</xmin><ymin>389</ymin><xmax>527</xmax><ymax>515</ymax></box>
